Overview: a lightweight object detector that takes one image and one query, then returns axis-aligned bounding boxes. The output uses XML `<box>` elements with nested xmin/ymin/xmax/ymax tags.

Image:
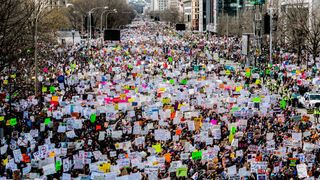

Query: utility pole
<box><xmin>253</xmin><ymin>3</ymin><xmax>263</xmax><ymax>66</ymax></box>
<box><xmin>237</xmin><ymin>0</ymin><xmax>240</xmax><ymax>21</ymax></box>
<box><xmin>89</xmin><ymin>11</ymin><xmax>92</xmax><ymax>40</ymax></box>
<box><xmin>213</xmin><ymin>0</ymin><xmax>217</xmax><ymax>33</ymax></box>
<box><xmin>269</xmin><ymin>8</ymin><xmax>273</xmax><ymax>64</ymax></box>
<box><xmin>237</xmin><ymin>0</ymin><xmax>241</xmax><ymax>36</ymax></box>
<box><xmin>227</xmin><ymin>14</ymin><xmax>229</xmax><ymax>36</ymax></box>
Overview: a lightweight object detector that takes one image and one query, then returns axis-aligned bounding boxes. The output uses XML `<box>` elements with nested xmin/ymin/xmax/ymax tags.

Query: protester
<box><xmin>0</xmin><ymin>19</ymin><xmax>319</xmax><ymax>180</ymax></box>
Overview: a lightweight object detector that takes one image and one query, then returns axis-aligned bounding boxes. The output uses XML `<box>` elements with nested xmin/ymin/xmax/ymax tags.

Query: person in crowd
<box><xmin>0</xmin><ymin>19</ymin><xmax>319</xmax><ymax>180</ymax></box>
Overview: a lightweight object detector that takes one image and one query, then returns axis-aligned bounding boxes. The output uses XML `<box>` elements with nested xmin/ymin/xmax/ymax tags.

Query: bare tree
<box><xmin>279</xmin><ymin>0</ymin><xmax>309</xmax><ymax>65</ymax></box>
<box><xmin>67</xmin><ymin>0</ymin><xmax>135</xmax><ymax>32</ymax></box>
<box><xmin>0</xmin><ymin>0</ymin><xmax>36</xmax><ymax>70</ymax></box>
<box><xmin>38</xmin><ymin>8</ymin><xmax>72</xmax><ymax>42</ymax></box>
<box><xmin>217</xmin><ymin>6</ymin><xmax>257</xmax><ymax>36</ymax></box>
<box><xmin>148</xmin><ymin>10</ymin><xmax>161</xmax><ymax>20</ymax></box>
<box><xmin>304</xmin><ymin>7</ymin><xmax>320</xmax><ymax>65</ymax></box>
<box><xmin>159</xmin><ymin>8</ymin><xmax>182</xmax><ymax>25</ymax></box>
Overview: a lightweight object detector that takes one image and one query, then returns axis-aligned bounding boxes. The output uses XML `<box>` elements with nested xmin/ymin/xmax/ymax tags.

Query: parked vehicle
<box><xmin>299</xmin><ymin>92</ymin><xmax>320</xmax><ymax>109</ymax></box>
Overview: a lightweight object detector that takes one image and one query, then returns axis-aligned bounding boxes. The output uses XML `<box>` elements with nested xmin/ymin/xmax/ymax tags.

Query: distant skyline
<box><xmin>129</xmin><ymin>0</ymin><xmax>147</xmax><ymax>2</ymax></box>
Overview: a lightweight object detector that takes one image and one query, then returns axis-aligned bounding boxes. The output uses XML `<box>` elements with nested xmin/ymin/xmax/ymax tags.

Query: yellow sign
<box><xmin>236</xmin><ymin>86</ymin><xmax>242</xmax><ymax>92</ymax></box>
<box><xmin>49</xmin><ymin>151</ymin><xmax>55</xmax><ymax>157</ymax></box>
<box><xmin>2</xmin><ymin>157</ymin><xmax>8</xmax><ymax>166</ymax></box>
<box><xmin>229</xmin><ymin>134</ymin><xmax>234</xmax><ymax>143</ymax></box>
<box><xmin>98</xmin><ymin>162</ymin><xmax>111</xmax><ymax>173</ymax></box>
<box><xmin>162</xmin><ymin>98</ymin><xmax>171</xmax><ymax>104</ymax></box>
<box><xmin>152</xmin><ymin>143</ymin><xmax>162</xmax><ymax>153</ymax></box>
<box><xmin>120</xmin><ymin>94</ymin><xmax>126</xmax><ymax>99</ymax></box>
<box><xmin>158</xmin><ymin>87</ymin><xmax>166</xmax><ymax>92</ymax></box>
<box><xmin>128</xmin><ymin>98</ymin><xmax>135</xmax><ymax>103</ymax></box>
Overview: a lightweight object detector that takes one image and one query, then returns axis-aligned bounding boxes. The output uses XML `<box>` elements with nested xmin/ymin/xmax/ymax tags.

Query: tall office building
<box><xmin>205</xmin><ymin>0</ymin><xmax>217</xmax><ymax>32</ymax></box>
<box><xmin>150</xmin><ymin>0</ymin><xmax>169</xmax><ymax>11</ymax></box>
<box><xmin>190</xmin><ymin>0</ymin><xmax>207</xmax><ymax>32</ymax></box>
<box><xmin>159</xmin><ymin>0</ymin><xmax>169</xmax><ymax>11</ymax></box>
<box><xmin>191</xmin><ymin>0</ymin><xmax>199</xmax><ymax>30</ymax></box>
<box><xmin>169</xmin><ymin>0</ymin><xmax>180</xmax><ymax>9</ymax></box>
<box><xmin>203</xmin><ymin>0</ymin><xmax>245</xmax><ymax>33</ymax></box>
<box><xmin>151</xmin><ymin>0</ymin><xmax>160</xmax><ymax>11</ymax></box>
<box><xmin>48</xmin><ymin>0</ymin><xmax>69</xmax><ymax>7</ymax></box>
<box><xmin>183</xmin><ymin>0</ymin><xmax>192</xmax><ymax>29</ymax></box>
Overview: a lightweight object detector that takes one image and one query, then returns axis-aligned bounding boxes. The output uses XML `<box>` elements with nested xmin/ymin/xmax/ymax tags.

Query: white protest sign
<box><xmin>292</xmin><ymin>133</ymin><xmax>302</xmax><ymax>142</ymax></box>
<box><xmin>239</xmin><ymin>167</ymin><xmax>250</xmax><ymax>177</ymax></box>
<box><xmin>154</xmin><ymin>129</ymin><xmax>171</xmax><ymax>141</ymax></box>
<box><xmin>42</xmin><ymin>163</ymin><xmax>56</xmax><ymax>176</ymax></box>
<box><xmin>228</xmin><ymin>165</ymin><xmax>237</xmax><ymax>176</ymax></box>
<box><xmin>112</xmin><ymin>131</ymin><xmax>123</xmax><ymax>139</ymax></box>
<box><xmin>23</xmin><ymin>164</ymin><xmax>31</xmax><ymax>175</ymax></box>
<box><xmin>181</xmin><ymin>153</ymin><xmax>189</xmax><ymax>160</ymax></box>
<box><xmin>98</xmin><ymin>131</ymin><xmax>105</xmax><ymax>141</ymax></box>
<box><xmin>0</xmin><ymin>145</ymin><xmax>8</xmax><ymax>155</ymax></box>
<box><xmin>62</xmin><ymin>173</ymin><xmax>72</xmax><ymax>180</ymax></box>
<box><xmin>13</xmin><ymin>149</ymin><xmax>23</xmax><ymax>163</ymax></box>
<box><xmin>63</xmin><ymin>158</ymin><xmax>70</xmax><ymax>172</ymax></box>
<box><xmin>17</xmin><ymin>137</ymin><xmax>28</xmax><ymax>147</ymax></box>
<box><xmin>187</xmin><ymin>121</ymin><xmax>195</xmax><ymax>131</ymax></box>
<box><xmin>296</xmin><ymin>164</ymin><xmax>308</xmax><ymax>179</ymax></box>
<box><xmin>66</xmin><ymin>130</ymin><xmax>77</xmax><ymax>138</ymax></box>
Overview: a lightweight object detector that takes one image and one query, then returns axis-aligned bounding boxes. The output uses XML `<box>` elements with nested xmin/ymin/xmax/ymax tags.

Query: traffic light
<box><xmin>91</xmin><ymin>14</ymin><xmax>96</xmax><ymax>37</ymax></box>
<box><xmin>84</xmin><ymin>15</ymin><xmax>95</xmax><ymax>31</ymax></box>
<box><xmin>84</xmin><ymin>15</ymin><xmax>88</xmax><ymax>31</ymax></box>
<box><xmin>91</xmin><ymin>14</ymin><xmax>95</xmax><ymax>27</ymax></box>
<box><xmin>263</xmin><ymin>13</ymin><xmax>270</xmax><ymax>34</ymax></box>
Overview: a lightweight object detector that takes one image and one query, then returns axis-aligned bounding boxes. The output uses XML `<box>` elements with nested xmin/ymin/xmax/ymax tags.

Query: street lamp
<box><xmin>100</xmin><ymin>9</ymin><xmax>116</xmax><ymax>46</ymax></box>
<box><xmin>88</xmin><ymin>6</ymin><xmax>108</xmax><ymax>40</ymax></box>
<box><xmin>101</xmin><ymin>9</ymin><xmax>117</xmax><ymax>31</ymax></box>
<box><xmin>119</xmin><ymin>25</ymin><xmax>125</xmax><ymax>29</ymax></box>
<box><xmin>105</xmin><ymin>9</ymin><xmax>118</xmax><ymax>30</ymax></box>
<box><xmin>71</xmin><ymin>29</ymin><xmax>75</xmax><ymax>45</ymax></box>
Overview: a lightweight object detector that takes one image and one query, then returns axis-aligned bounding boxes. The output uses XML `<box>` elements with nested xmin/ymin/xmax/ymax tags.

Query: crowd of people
<box><xmin>0</xmin><ymin>18</ymin><xmax>320</xmax><ymax>180</ymax></box>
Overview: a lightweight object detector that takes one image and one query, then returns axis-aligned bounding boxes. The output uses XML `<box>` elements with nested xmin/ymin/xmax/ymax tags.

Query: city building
<box><xmin>150</xmin><ymin>0</ymin><xmax>160</xmax><ymax>11</ymax></box>
<box><xmin>183</xmin><ymin>0</ymin><xmax>192</xmax><ymax>29</ymax></box>
<box><xmin>191</xmin><ymin>0</ymin><xmax>200</xmax><ymax>30</ymax></box>
<box><xmin>143</xmin><ymin>3</ymin><xmax>151</xmax><ymax>14</ymax></box>
<box><xmin>190</xmin><ymin>0</ymin><xmax>207</xmax><ymax>32</ymax></box>
<box><xmin>278</xmin><ymin>0</ymin><xmax>320</xmax><ymax>30</ymax></box>
<box><xmin>206</xmin><ymin>0</ymin><xmax>218</xmax><ymax>33</ymax></box>
<box><xmin>130</xmin><ymin>0</ymin><xmax>147</xmax><ymax>13</ymax></box>
<box><xmin>159</xmin><ymin>0</ymin><xmax>169</xmax><ymax>11</ymax></box>
<box><xmin>169</xmin><ymin>0</ymin><xmax>179</xmax><ymax>9</ymax></box>
<box><xmin>48</xmin><ymin>0</ymin><xmax>68</xmax><ymax>7</ymax></box>
<box><xmin>204</xmin><ymin>0</ymin><xmax>246</xmax><ymax>33</ymax></box>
